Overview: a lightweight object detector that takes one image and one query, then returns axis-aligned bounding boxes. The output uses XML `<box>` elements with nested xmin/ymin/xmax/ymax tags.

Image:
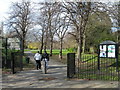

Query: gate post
<box><xmin>67</xmin><ymin>53</ymin><xmax>75</xmax><ymax>78</ymax></box>
<box><xmin>11</xmin><ymin>52</ymin><xmax>15</xmax><ymax>74</ymax></box>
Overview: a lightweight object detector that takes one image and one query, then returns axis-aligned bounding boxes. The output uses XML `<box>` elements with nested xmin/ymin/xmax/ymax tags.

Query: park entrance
<box><xmin>67</xmin><ymin>41</ymin><xmax>120</xmax><ymax>81</ymax></box>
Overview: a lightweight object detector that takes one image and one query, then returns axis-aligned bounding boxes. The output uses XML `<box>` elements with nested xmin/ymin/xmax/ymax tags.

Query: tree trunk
<box><xmin>77</xmin><ymin>28</ymin><xmax>82</xmax><ymax>61</ymax></box>
<box><xmin>78</xmin><ymin>40</ymin><xmax>82</xmax><ymax>61</ymax></box>
<box><xmin>77</xmin><ymin>45</ymin><xmax>80</xmax><ymax>59</ymax></box>
<box><xmin>44</xmin><ymin>31</ymin><xmax>48</xmax><ymax>52</ymax></box>
<box><xmin>40</xmin><ymin>43</ymin><xmax>44</xmax><ymax>54</ymax></box>
<box><xmin>40</xmin><ymin>33</ymin><xmax>44</xmax><ymax>54</ymax></box>
<box><xmin>117</xmin><ymin>30</ymin><xmax>120</xmax><ymax>43</ymax></box>
<box><xmin>44</xmin><ymin>41</ymin><xmax>47</xmax><ymax>52</ymax></box>
<box><xmin>19</xmin><ymin>38</ymin><xmax>23</xmax><ymax>71</ymax></box>
<box><xmin>22</xmin><ymin>38</ymin><xmax>24</xmax><ymax>56</ymax></box>
<box><xmin>50</xmin><ymin>37</ymin><xmax>53</xmax><ymax>56</ymax></box>
<box><xmin>82</xmin><ymin>33</ymin><xmax>86</xmax><ymax>54</ymax></box>
<box><xmin>59</xmin><ymin>38</ymin><xmax>63</xmax><ymax>60</ymax></box>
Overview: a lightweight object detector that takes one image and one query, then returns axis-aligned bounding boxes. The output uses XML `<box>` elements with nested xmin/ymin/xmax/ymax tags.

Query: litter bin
<box><xmin>26</xmin><ymin>57</ymin><xmax>30</xmax><ymax>64</ymax></box>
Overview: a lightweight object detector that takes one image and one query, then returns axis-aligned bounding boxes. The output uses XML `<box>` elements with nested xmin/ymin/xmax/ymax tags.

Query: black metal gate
<box><xmin>11</xmin><ymin>51</ymin><xmax>23</xmax><ymax>74</ymax></box>
<box><xmin>76</xmin><ymin>54</ymin><xmax>120</xmax><ymax>81</ymax></box>
<box><xmin>67</xmin><ymin>54</ymin><xmax>120</xmax><ymax>81</ymax></box>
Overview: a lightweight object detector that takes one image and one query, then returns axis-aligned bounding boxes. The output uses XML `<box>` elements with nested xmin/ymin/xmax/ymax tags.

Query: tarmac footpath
<box><xmin>2</xmin><ymin>52</ymin><xmax>119</xmax><ymax>88</ymax></box>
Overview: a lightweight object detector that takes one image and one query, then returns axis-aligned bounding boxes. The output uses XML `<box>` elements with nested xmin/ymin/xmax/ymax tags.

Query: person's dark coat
<box><xmin>42</xmin><ymin>52</ymin><xmax>49</xmax><ymax>61</ymax></box>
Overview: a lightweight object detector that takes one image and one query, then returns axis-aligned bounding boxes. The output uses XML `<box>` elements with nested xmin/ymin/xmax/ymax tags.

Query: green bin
<box><xmin>26</xmin><ymin>57</ymin><xmax>30</xmax><ymax>64</ymax></box>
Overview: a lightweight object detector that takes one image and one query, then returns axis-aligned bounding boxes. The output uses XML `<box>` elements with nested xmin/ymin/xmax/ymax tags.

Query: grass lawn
<box><xmin>30</xmin><ymin>49</ymin><xmax>70</xmax><ymax>55</ymax></box>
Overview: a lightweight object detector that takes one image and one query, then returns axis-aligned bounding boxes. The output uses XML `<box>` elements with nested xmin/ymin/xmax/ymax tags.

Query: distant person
<box><xmin>42</xmin><ymin>51</ymin><xmax>49</xmax><ymax>68</ymax></box>
<box><xmin>34</xmin><ymin>51</ymin><xmax>42</xmax><ymax>70</ymax></box>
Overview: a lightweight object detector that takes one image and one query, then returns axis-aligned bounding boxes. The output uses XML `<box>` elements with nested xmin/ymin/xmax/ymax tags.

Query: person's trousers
<box><xmin>44</xmin><ymin>59</ymin><xmax>49</xmax><ymax>68</ymax></box>
<box><xmin>35</xmin><ymin>60</ymin><xmax>41</xmax><ymax>70</ymax></box>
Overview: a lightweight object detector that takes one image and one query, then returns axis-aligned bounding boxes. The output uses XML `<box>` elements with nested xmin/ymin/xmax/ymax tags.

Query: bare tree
<box><xmin>47</xmin><ymin>2</ymin><xmax>61</xmax><ymax>56</ymax></box>
<box><xmin>7</xmin><ymin>0</ymin><xmax>33</xmax><ymax>56</ymax></box>
<box><xmin>62</xmin><ymin>2</ymin><xmax>114</xmax><ymax>60</ymax></box>
<box><xmin>6</xmin><ymin>0</ymin><xmax>33</xmax><ymax>70</ymax></box>
<box><xmin>38</xmin><ymin>2</ymin><xmax>61</xmax><ymax>55</ymax></box>
<box><xmin>37</xmin><ymin>14</ymin><xmax>46</xmax><ymax>53</ymax></box>
<box><xmin>61</xmin><ymin>2</ymin><xmax>91</xmax><ymax>61</ymax></box>
<box><xmin>56</xmin><ymin>13</ymin><xmax>69</xmax><ymax>59</ymax></box>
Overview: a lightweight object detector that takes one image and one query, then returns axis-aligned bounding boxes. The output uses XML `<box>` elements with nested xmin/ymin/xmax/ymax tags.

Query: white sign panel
<box><xmin>108</xmin><ymin>45</ymin><xmax>115</xmax><ymax>58</ymax></box>
<box><xmin>100</xmin><ymin>45</ymin><xmax>107</xmax><ymax>57</ymax></box>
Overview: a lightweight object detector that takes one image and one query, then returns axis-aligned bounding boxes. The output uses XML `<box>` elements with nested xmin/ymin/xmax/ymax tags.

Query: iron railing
<box><xmin>76</xmin><ymin>54</ymin><xmax>120</xmax><ymax>81</ymax></box>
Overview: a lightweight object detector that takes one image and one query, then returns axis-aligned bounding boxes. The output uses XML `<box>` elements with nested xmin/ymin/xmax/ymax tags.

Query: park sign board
<box><xmin>108</xmin><ymin>45</ymin><xmax>115</xmax><ymax>57</ymax></box>
<box><xmin>99</xmin><ymin>45</ymin><xmax>107</xmax><ymax>57</ymax></box>
<box><xmin>98</xmin><ymin>40</ymin><xmax>119</xmax><ymax>72</ymax></box>
<box><xmin>99</xmin><ymin>41</ymin><xmax>118</xmax><ymax>58</ymax></box>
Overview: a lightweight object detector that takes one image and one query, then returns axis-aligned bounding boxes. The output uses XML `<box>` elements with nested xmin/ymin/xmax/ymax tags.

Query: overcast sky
<box><xmin>0</xmin><ymin>0</ymin><xmax>19</xmax><ymax>22</ymax></box>
<box><xmin>0</xmin><ymin>0</ymin><xmax>41</xmax><ymax>22</ymax></box>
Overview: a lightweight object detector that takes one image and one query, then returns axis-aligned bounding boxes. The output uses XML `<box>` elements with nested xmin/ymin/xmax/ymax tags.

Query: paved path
<box><xmin>2</xmin><ymin>52</ymin><xmax>119</xmax><ymax>88</ymax></box>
